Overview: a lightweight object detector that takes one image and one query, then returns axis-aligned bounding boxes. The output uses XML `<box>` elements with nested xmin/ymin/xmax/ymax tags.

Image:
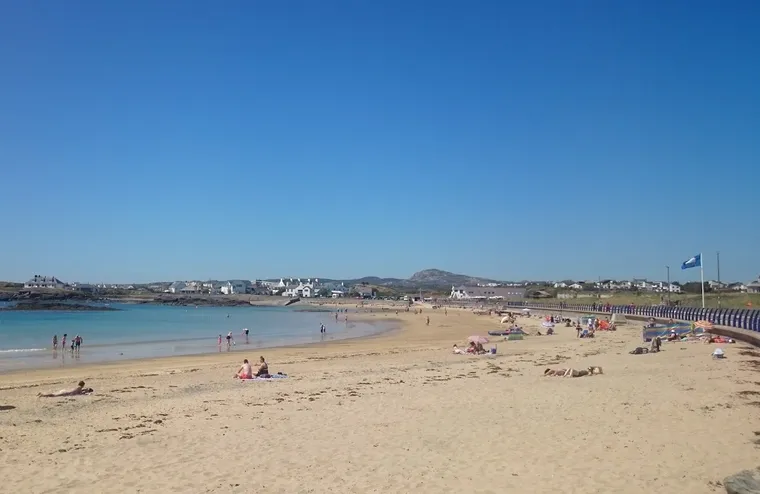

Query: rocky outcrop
<box><xmin>0</xmin><ymin>291</ymin><xmax>97</xmax><ymax>302</ymax></box>
<box><xmin>725</xmin><ymin>468</ymin><xmax>760</xmax><ymax>494</ymax></box>
<box><xmin>0</xmin><ymin>301</ymin><xmax>120</xmax><ymax>311</ymax></box>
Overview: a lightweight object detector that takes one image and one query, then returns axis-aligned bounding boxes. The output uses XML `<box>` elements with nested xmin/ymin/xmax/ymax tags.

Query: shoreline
<box><xmin>0</xmin><ymin>311</ymin><xmax>406</xmax><ymax>380</ymax></box>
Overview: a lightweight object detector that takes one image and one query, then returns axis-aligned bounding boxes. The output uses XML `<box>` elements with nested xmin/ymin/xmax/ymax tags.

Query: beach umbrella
<box><xmin>468</xmin><ymin>335</ymin><xmax>489</xmax><ymax>344</ymax></box>
<box><xmin>542</xmin><ymin>321</ymin><xmax>555</xmax><ymax>328</ymax></box>
<box><xmin>695</xmin><ymin>320</ymin><xmax>714</xmax><ymax>331</ymax></box>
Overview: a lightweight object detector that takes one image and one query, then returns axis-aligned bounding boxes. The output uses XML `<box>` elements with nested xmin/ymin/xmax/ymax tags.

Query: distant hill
<box><xmin>408</xmin><ymin>269</ymin><xmax>499</xmax><ymax>287</ymax></box>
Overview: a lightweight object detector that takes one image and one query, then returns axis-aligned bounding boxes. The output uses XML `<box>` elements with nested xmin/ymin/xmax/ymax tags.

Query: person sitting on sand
<box><xmin>38</xmin><ymin>381</ymin><xmax>93</xmax><ymax>398</ymax></box>
<box><xmin>254</xmin><ymin>356</ymin><xmax>269</xmax><ymax>377</ymax></box>
<box><xmin>452</xmin><ymin>344</ymin><xmax>465</xmax><ymax>355</ymax></box>
<box><xmin>234</xmin><ymin>359</ymin><xmax>253</xmax><ymax>379</ymax></box>
<box><xmin>475</xmin><ymin>342</ymin><xmax>487</xmax><ymax>354</ymax></box>
<box><xmin>650</xmin><ymin>336</ymin><xmax>662</xmax><ymax>353</ymax></box>
<box><xmin>667</xmin><ymin>330</ymin><xmax>679</xmax><ymax>342</ymax></box>
<box><xmin>466</xmin><ymin>342</ymin><xmax>477</xmax><ymax>353</ymax></box>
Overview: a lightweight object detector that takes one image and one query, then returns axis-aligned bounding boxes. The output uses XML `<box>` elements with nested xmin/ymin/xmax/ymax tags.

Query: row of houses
<box><xmin>164</xmin><ymin>278</ymin><xmax>377</xmax><ymax>299</ymax></box>
<box><xmin>553</xmin><ymin>278</ymin><xmax>760</xmax><ymax>294</ymax></box>
<box><xmin>167</xmin><ymin>280</ymin><xmax>254</xmax><ymax>295</ymax></box>
<box><xmin>450</xmin><ymin>285</ymin><xmax>527</xmax><ymax>300</ymax></box>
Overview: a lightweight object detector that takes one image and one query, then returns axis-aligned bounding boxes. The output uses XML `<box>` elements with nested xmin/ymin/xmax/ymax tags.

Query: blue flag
<box><xmin>681</xmin><ymin>254</ymin><xmax>701</xmax><ymax>270</ymax></box>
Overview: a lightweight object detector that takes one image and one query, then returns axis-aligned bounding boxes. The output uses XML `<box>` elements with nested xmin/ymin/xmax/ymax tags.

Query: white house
<box><xmin>180</xmin><ymin>282</ymin><xmax>202</xmax><ymax>294</ymax></box>
<box><xmin>24</xmin><ymin>275</ymin><xmax>65</xmax><ymax>289</ymax></box>
<box><xmin>708</xmin><ymin>280</ymin><xmax>727</xmax><ymax>290</ymax></box>
<box><xmin>568</xmin><ymin>283</ymin><xmax>584</xmax><ymax>290</ymax></box>
<box><xmin>331</xmin><ymin>290</ymin><xmax>346</xmax><ymax>298</ymax></box>
<box><xmin>167</xmin><ymin>281</ymin><xmax>187</xmax><ymax>294</ymax></box>
<box><xmin>747</xmin><ymin>276</ymin><xmax>760</xmax><ymax>294</ymax></box>
<box><xmin>553</xmin><ymin>282</ymin><xmax>567</xmax><ymax>288</ymax></box>
<box><xmin>282</xmin><ymin>278</ymin><xmax>319</xmax><ymax>298</ymax></box>
<box><xmin>730</xmin><ymin>282</ymin><xmax>747</xmax><ymax>292</ymax></box>
<box><xmin>633</xmin><ymin>279</ymin><xmax>652</xmax><ymax>290</ymax></box>
<box><xmin>354</xmin><ymin>286</ymin><xmax>376</xmax><ymax>299</ymax></box>
<box><xmin>220</xmin><ymin>280</ymin><xmax>249</xmax><ymax>295</ymax></box>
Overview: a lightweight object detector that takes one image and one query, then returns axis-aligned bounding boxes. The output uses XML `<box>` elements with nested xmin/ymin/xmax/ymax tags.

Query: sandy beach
<box><xmin>1</xmin><ymin>302</ymin><xmax>758</xmax><ymax>493</ymax></box>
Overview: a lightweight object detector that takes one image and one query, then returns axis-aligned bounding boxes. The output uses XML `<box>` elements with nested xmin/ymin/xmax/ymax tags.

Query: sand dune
<box><xmin>0</xmin><ymin>305</ymin><xmax>758</xmax><ymax>493</ymax></box>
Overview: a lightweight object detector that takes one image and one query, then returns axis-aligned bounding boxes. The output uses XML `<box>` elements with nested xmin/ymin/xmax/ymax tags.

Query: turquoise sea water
<box><xmin>0</xmin><ymin>303</ymin><xmax>390</xmax><ymax>372</ymax></box>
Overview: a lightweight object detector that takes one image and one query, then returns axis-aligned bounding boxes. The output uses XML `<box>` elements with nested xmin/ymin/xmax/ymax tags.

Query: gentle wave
<box><xmin>0</xmin><ymin>348</ymin><xmax>47</xmax><ymax>353</ymax></box>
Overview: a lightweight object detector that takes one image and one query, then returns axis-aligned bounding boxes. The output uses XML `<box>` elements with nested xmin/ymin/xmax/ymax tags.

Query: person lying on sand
<box><xmin>452</xmin><ymin>344</ymin><xmax>465</xmax><ymax>355</ymax></box>
<box><xmin>544</xmin><ymin>367</ymin><xmax>602</xmax><ymax>377</ymax></box>
<box><xmin>38</xmin><ymin>381</ymin><xmax>93</xmax><ymax>398</ymax></box>
<box><xmin>234</xmin><ymin>359</ymin><xmax>253</xmax><ymax>379</ymax></box>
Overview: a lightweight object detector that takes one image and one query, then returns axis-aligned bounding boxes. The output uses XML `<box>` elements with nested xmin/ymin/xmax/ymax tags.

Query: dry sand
<box><xmin>1</xmin><ymin>303</ymin><xmax>759</xmax><ymax>493</ymax></box>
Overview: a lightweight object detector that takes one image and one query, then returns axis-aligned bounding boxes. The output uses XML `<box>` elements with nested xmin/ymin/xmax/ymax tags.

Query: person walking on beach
<box><xmin>320</xmin><ymin>323</ymin><xmax>326</xmax><ymax>334</ymax></box>
<box><xmin>52</xmin><ymin>335</ymin><xmax>58</xmax><ymax>351</ymax></box>
<box><xmin>226</xmin><ymin>331</ymin><xmax>233</xmax><ymax>351</ymax></box>
<box><xmin>243</xmin><ymin>328</ymin><xmax>249</xmax><ymax>344</ymax></box>
<box><xmin>217</xmin><ymin>334</ymin><xmax>222</xmax><ymax>351</ymax></box>
<box><xmin>74</xmin><ymin>335</ymin><xmax>82</xmax><ymax>354</ymax></box>
<box><xmin>61</xmin><ymin>334</ymin><xmax>67</xmax><ymax>351</ymax></box>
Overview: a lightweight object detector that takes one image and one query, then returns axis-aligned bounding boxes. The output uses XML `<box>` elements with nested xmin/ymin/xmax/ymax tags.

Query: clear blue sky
<box><xmin>1</xmin><ymin>1</ymin><xmax>758</xmax><ymax>284</ymax></box>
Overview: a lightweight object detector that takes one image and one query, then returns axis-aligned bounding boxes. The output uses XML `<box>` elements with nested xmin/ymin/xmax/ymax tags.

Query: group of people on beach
<box><xmin>218</xmin><ymin>329</ymin><xmax>252</xmax><ymax>351</ymax></box>
<box><xmin>52</xmin><ymin>334</ymin><xmax>83</xmax><ymax>354</ymax></box>
<box><xmin>234</xmin><ymin>356</ymin><xmax>270</xmax><ymax>379</ymax></box>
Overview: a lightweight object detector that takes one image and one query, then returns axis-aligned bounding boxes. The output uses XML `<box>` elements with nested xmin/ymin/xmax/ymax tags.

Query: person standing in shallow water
<box><xmin>52</xmin><ymin>335</ymin><xmax>58</xmax><ymax>351</ymax></box>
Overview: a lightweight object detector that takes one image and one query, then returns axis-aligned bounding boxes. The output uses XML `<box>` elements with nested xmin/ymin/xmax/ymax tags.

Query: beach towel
<box><xmin>243</xmin><ymin>373</ymin><xmax>288</xmax><ymax>381</ymax></box>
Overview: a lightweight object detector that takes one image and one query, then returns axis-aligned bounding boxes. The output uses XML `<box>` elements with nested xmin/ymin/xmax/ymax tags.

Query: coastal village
<box><xmin>21</xmin><ymin>273</ymin><xmax>760</xmax><ymax>299</ymax></box>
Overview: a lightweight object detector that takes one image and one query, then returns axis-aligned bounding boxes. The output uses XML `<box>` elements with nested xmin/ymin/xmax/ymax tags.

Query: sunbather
<box><xmin>254</xmin><ymin>356</ymin><xmax>269</xmax><ymax>377</ymax></box>
<box><xmin>544</xmin><ymin>368</ymin><xmax>594</xmax><ymax>377</ymax></box>
<box><xmin>234</xmin><ymin>359</ymin><xmax>253</xmax><ymax>379</ymax></box>
<box><xmin>38</xmin><ymin>381</ymin><xmax>93</xmax><ymax>398</ymax></box>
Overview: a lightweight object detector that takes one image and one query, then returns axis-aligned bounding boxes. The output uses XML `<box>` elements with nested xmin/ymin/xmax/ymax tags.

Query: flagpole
<box><xmin>700</xmin><ymin>252</ymin><xmax>705</xmax><ymax>308</ymax></box>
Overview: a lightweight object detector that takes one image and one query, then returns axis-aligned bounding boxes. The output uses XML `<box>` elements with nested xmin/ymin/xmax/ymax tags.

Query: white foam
<box><xmin>0</xmin><ymin>348</ymin><xmax>46</xmax><ymax>353</ymax></box>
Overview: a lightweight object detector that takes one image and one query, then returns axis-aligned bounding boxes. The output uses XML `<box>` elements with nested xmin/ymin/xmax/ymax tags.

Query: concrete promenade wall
<box><xmin>507</xmin><ymin>303</ymin><xmax>760</xmax><ymax>348</ymax></box>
